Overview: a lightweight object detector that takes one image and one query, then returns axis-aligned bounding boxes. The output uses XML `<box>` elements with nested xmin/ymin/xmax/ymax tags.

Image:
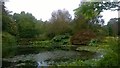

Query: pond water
<box><xmin>2</xmin><ymin>50</ymin><xmax>102</xmax><ymax>67</ymax></box>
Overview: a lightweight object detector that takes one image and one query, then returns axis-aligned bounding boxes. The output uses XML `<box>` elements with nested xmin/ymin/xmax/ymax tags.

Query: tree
<box><xmin>12</xmin><ymin>11</ymin><xmax>38</xmax><ymax>38</ymax></box>
<box><xmin>107</xmin><ymin>18</ymin><xmax>119</xmax><ymax>36</ymax></box>
<box><xmin>2</xmin><ymin>2</ymin><xmax>17</xmax><ymax>57</ymax></box>
<box><xmin>118</xmin><ymin>18</ymin><xmax>120</xmax><ymax>36</ymax></box>
<box><xmin>73</xmin><ymin>0</ymin><xmax>119</xmax><ymax>34</ymax></box>
<box><xmin>50</xmin><ymin>9</ymin><xmax>72</xmax><ymax>23</ymax></box>
<box><xmin>47</xmin><ymin>9</ymin><xmax>72</xmax><ymax>38</ymax></box>
<box><xmin>74</xmin><ymin>1</ymin><xmax>119</xmax><ymax>25</ymax></box>
<box><xmin>2</xmin><ymin>2</ymin><xmax>17</xmax><ymax>35</ymax></box>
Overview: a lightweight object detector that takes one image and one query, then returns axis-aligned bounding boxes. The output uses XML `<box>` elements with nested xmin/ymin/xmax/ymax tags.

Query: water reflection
<box><xmin>3</xmin><ymin>50</ymin><xmax>102</xmax><ymax>67</ymax></box>
<box><xmin>37</xmin><ymin>61</ymin><xmax>48</xmax><ymax>68</ymax></box>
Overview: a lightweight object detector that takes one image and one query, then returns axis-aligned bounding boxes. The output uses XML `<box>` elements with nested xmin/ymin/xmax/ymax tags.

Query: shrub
<box><xmin>88</xmin><ymin>39</ymin><xmax>98</xmax><ymax>46</ymax></box>
<box><xmin>51</xmin><ymin>34</ymin><xmax>70</xmax><ymax>45</ymax></box>
<box><xmin>70</xmin><ymin>29</ymin><xmax>96</xmax><ymax>45</ymax></box>
<box><xmin>97</xmin><ymin>37</ymin><xmax>119</xmax><ymax>67</ymax></box>
<box><xmin>97</xmin><ymin>52</ymin><xmax>118</xmax><ymax>67</ymax></box>
<box><xmin>32</xmin><ymin>40</ymin><xmax>52</xmax><ymax>47</ymax></box>
<box><xmin>2</xmin><ymin>32</ymin><xmax>17</xmax><ymax>57</ymax></box>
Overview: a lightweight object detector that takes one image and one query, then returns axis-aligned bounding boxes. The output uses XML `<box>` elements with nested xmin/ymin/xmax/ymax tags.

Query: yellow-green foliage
<box><xmin>97</xmin><ymin>37</ymin><xmax>119</xmax><ymax>67</ymax></box>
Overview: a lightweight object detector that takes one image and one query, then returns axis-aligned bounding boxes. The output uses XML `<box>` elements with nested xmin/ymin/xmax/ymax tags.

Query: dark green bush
<box><xmin>2</xmin><ymin>32</ymin><xmax>17</xmax><ymax>57</ymax></box>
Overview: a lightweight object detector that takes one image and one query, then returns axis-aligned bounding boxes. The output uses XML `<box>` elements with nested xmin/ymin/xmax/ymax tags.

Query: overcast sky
<box><xmin>5</xmin><ymin>0</ymin><xmax>118</xmax><ymax>25</ymax></box>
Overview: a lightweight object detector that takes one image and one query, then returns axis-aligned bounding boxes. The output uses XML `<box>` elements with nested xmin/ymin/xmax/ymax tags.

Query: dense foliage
<box><xmin>70</xmin><ymin>29</ymin><xmax>96</xmax><ymax>45</ymax></box>
<box><xmin>2</xmin><ymin>32</ymin><xmax>17</xmax><ymax>57</ymax></box>
<box><xmin>2</xmin><ymin>0</ymin><xmax>119</xmax><ymax>67</ymax></box>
